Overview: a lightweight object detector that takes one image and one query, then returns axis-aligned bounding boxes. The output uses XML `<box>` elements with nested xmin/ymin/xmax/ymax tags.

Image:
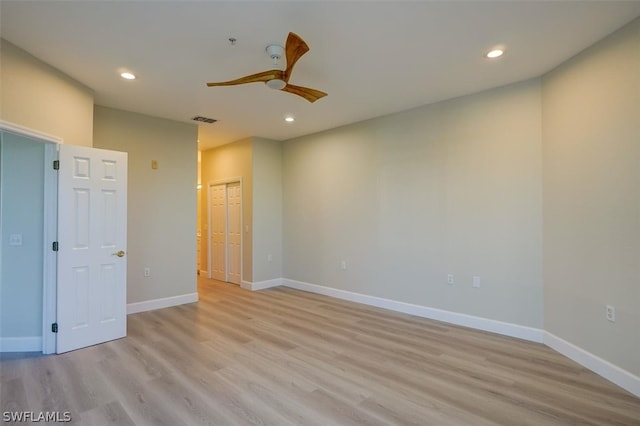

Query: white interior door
<box><xmin>209</xmin><ymin>181</ymin><xmax>241</xmax><ymax>285</ymax></box>
<box><xmin>227</xmin><ymin>182</ymin><xmax>241</xmax><ymax>285</ymax></box>
<box><xmin>210</xmin><ymin>184</ymin><xmax>227</xmax><ymax>281</ymax></box>
<box><xmin>56</xmin><ymin>145</ymin><xmax>127</xmax><ymax>353</ymax></box>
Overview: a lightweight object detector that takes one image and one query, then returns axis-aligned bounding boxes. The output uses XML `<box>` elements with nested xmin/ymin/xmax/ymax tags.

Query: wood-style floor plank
<box><xmin>1</xmin><ymin>277</ymin><xmax>639</xmax><ymax>425</ymax></box>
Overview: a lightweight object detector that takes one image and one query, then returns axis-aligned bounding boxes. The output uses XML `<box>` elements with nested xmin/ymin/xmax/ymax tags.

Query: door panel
<box><xmin>99</xmin><ymin>263</ymin><xmax>117</xmax><ymax>323</ymax></box>
<box><xmin>57</xmin><ymin>145</ymin><xmax>127</xmax><ymax>353</ymax></box>
<box><xmin>71</xmin><ymin>266</ymin><xmax>90</xmax><ymax>329</ymax></box>
<box><xmin>73</xmin><ymin>188</ymin><xmax>90</xmax><ymax>248</ymax></box>
<box><xmin>227</xmin><ymin>182</ymin><xmax>241</xmax><ymax>285</ymax></box>
<box><xmin>210</xmin><ymin>184</ymin><xmax>226</xmax><ymax>281</ymax></box>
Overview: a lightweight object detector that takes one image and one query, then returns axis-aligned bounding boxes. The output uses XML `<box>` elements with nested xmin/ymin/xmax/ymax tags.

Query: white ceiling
<box><xmin>2</xmin><ymin>1</ymin><xmax>640</xmax><ymax>150</ymax></box>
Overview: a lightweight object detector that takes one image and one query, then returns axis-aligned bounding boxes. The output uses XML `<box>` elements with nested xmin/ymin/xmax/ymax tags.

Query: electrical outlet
<box><xmin>144</xmin><ymin>267</ymin><xmax>151</xmax><ymax>277</ymax></box>
<box><xmin>267</xmin><ymin>254</ymin><xmax>273</xmax><ymax>262</ymax></box>
<box><xmin>340</xmin><ymin>260</ymin><xmax>347</xmax><ymax>271</ymax></box>
<box><xmin>472</xmin><ymin>276</ymin><xmax>481</xmax><ymax>288</ymax></box>
<box><xmin>606</xmin><ymin>305</ymin><xmax>616</xmax><ymax>322</ymax></box>
<box><xmin>447</xmin><ymin>274</ymin><xmax>454</xmax><ymax>285</ymax></box>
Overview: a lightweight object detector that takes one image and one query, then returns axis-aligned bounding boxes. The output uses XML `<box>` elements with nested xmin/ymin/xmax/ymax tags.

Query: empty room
<box><xmin>1</xmin><ymin>1</ymin><xmax>639</xmax><ymax>424</ymax></box>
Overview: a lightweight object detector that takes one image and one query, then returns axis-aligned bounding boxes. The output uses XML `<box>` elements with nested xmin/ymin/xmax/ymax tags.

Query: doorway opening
<box><xmin>0</xmin><ymin>122</ymin><xmax>58</xmax><ymax>353</ymax></box>
<box><xmin>0</xmin><ymin>121</ymin><xmax>128</xmax><ymax>355</ymax></box>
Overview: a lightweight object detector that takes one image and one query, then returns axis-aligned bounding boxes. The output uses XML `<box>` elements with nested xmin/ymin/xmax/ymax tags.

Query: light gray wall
<box><xmin>0</xmin><ymin>38</ymin><xmax>93</xmax><ymax>347</ymax></box>
<box><xmin>0</xmin><ymin>133</ymin><xmax>45</xmax><ymax>338</ymax></box>
<box><xmin>283</xmin><ymin>79</ymin><xmax>543</xmax><ymax>328</ymax></box>
<box><xmin>0</xmin><ymin>39</ymin><xmax>94</xmax><ymax>147</ymax></box>
<box><xmin>542</xmin><ymin>18</ymin><xmax>640</xmax><ymax>376</ymax></box>
<box><xmin>252</xmin><ymin>137</ymin><xmax>283</xmax><ymax>283</ymax></box>
<box><xmin>93</xmin><ymin>106</ymin><xmax>198</xmax><ymax>304</ymax></box>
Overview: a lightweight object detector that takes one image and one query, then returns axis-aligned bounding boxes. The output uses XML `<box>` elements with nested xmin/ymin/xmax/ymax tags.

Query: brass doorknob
<box><xmin>112</xmin><ymin>250</ymin><xmax>126</xmax><ymax>258</ymax></box>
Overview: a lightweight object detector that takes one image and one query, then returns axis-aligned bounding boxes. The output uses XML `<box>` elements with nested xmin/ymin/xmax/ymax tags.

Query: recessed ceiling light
<box><xmin>285</xmin><ymin>116</ymin><xmax>295</xmax><ymax>123</ymax></box>
<box><xmin>120</xmin><ymin>72</ymin><xmax>136</xmax><ymax>80</ymax></box>
<box><xmin>485</xmin><ymin>49</ymin><xmax>504</xmax><ymax>59</ymax></box>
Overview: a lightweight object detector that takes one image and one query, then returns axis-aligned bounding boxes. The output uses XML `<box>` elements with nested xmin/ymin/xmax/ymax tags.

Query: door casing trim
<box><xmin>0</xmin><ymin>120</ymin><xmax>61</xmax><ymax>354</ymax></box>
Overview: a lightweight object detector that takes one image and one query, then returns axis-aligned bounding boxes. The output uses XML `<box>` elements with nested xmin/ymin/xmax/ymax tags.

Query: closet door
<box><xmin>226</xmin><ymin>182</ymin><xmax>241</xmax><ymax>285</ymax></box>
<box><xmin>210</xmin><ymin>184</ymin><xmax>227</xmax><ymax>281</ymax></box>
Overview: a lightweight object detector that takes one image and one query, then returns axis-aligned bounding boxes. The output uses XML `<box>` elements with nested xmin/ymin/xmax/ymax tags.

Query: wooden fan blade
<box><xmin>207</xmin><ymin>70</ymin><xmax>284</xmax><ymax>87</ymax></box>
<box><xmin>281</xmin><ymin>84</ymin><xmax>327</xmax><ymax>103</ymax></box>
<box><xmin>284</xmin><ymin>32</ymin><xmax>309</xmax><ymax>81</ymax></box>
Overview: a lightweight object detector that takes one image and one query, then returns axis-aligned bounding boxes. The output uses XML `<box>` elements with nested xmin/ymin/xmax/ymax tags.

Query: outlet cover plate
<box><xmin>606</xmin><ymin>305</ymin><xmax>616</xmax><ymax>322</ymax></box>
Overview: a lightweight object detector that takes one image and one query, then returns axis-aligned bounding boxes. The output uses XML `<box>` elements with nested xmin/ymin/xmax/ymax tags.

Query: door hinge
<box><xmin>52</xmin><ymin>241</ymin><xmax>59</xmax><ymax>251</ymax></box>
<box><xmin>53</xmin><ymin>160</ymin><xmax>60</xmax><ymax>170</ymax></box>
<box><xmin>51</xmin><ymin>323</ymin><xmax>58</xmax><ymax>333</ymax></box>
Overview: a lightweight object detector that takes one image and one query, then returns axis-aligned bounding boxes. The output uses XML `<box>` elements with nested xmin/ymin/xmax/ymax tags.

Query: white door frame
<box><xmin>0</xmin><ymin>120</ymin><xmax>61</xmax><ymax>354</ymax></box>
<box><xmin>207</xmin><ymin>178</ymin><xmax>243</xmax><ymax>283</ymax></box>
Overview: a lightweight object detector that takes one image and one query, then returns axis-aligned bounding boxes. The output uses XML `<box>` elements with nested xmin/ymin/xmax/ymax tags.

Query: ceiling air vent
<box><xmin>192</xmin><ymin>116</ymin><xmax>217</xmax><ymax>124</ymax></box>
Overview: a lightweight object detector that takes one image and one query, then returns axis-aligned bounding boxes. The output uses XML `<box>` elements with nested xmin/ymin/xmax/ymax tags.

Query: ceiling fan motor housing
<box><xmin>265</xmin><ymin>44</ymin><xmax>286</xmax><ymax>89</ymax></box>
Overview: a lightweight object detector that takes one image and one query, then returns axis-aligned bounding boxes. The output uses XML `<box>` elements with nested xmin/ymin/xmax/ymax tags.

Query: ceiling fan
<box><xmin>207</xmin><ymin>32</ymin><xmax>327</xmax><ymax>103</ymax></box>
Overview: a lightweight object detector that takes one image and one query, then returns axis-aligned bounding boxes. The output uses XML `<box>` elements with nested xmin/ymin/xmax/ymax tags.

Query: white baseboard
<box><xmin>282</xmin><ymin>279</ymin><xmax>544</xmax><ymax>343</ymax></box>
<box><xmin>241</xmin><ymin>278</ymin><xmax>283</xmax><ymax>291</ymax></box>
<box><xmin>281</xmin><ymin>278</ymin><xmax>639</xmax><ymax>397</ymax></box>
<box><xmin>0</xmin><ymin>336</ymin><xmax>42</xmax><ymax>352</ymax></box>
<box><xmin>544</xmin><ymin>332</ymin><xmax>640</xmax><ymax>397</ymax></box>
<box><xmin>127</xmin><ymin>292</ymin><xmax>199</xmax><ymax>315</ymax></box>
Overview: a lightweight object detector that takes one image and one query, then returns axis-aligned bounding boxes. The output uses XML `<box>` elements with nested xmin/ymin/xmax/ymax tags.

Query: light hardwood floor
<box><xmin>1</xmin><ymin>277</ymin><xmax>639</xmax><ymax>425</ymax></box>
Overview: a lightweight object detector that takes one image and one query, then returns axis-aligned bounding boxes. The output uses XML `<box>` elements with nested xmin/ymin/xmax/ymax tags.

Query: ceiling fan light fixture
<box><xmin>266</xmin><ymin>79</ymin><xmax>286</xmax><ymax>90</ymax></box>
